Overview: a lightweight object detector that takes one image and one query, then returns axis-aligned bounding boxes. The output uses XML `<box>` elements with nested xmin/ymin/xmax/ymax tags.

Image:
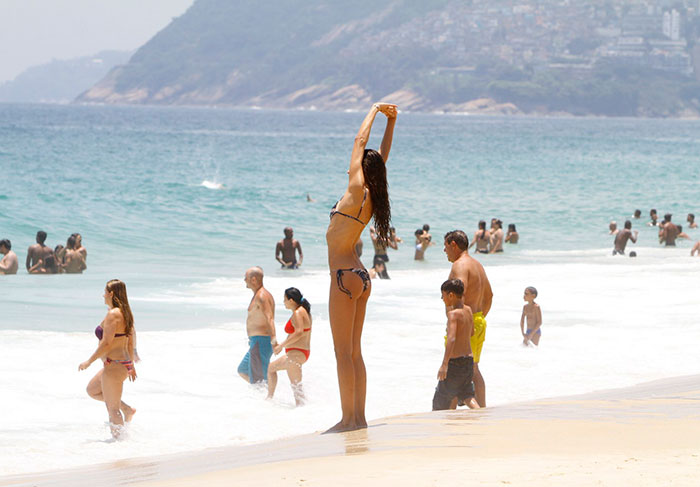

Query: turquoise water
<box><xmin>1</xmin><ymin>104</ymin><xmax>700</xmax><ymax>475</ymax></box>
<box><xmin>1</xmin><ymin>104</ymin><xmax>699</xmax><ymax>331</ymax></box>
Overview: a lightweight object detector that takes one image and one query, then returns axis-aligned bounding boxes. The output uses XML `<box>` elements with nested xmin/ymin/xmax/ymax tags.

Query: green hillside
<box><xmin>77</xmin><ymin>0</ymin><xmax>700</xmax><ymax>117</ymax></box>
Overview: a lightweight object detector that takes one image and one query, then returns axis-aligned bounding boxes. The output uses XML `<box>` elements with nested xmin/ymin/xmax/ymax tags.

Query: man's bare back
<box><xmin>0</xmin><ymin>250</ymin><xmax>18</xmax><ymax>274</ymax></box>
<box><xmin>446</xmin><ymin>306</ymin><xmax>473</xmax><ymax>358</ymax></box>
<box><xmin>26</xmin><ymin>244</ymin><xmax>52</xmax><ymax>271</ymax></box>
<box><xmin>448</xmin><ymin>253</ymin><xmax>493</xmax><ymax>315</ymax></box>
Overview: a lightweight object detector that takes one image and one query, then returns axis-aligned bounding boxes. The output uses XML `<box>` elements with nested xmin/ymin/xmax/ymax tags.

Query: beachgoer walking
<box><xmin>326</xmin><ymin>102</ymin><xmax>396</xmax><ymax>433</ymax></box>
<box><xmin>267</xmin><ymin>288</ymin><xmax>312</xmax><ymax>406</ymax></box>
<box><xmin>0</xmin><ymin>239</ymin><xmax>18</xmax><ymax>275</ymax></box>
<box><xmin>443</xmin><ymin>230</ymin><xmax>493</xmax><ymax>407</ymax></box>
<box><xmin>78</xmin><ymin>279</ymin><xmax>137</xmax><ymax>439</ymax></box>
<box><xmin>275</xmin><ymin>227</ymin><xmax>303</xmax><ymax>269</ymax></box>
<box><xmin>613</xmin><ymin>220</ymin><xmax>638</xmax><ymax>255</ymax></box>
<box><xmin>432</xmin><ymin>279</ymin><xmax>479</xmax><ymax>410</ymax></box>
<box><xmin>520</xmin><ymin>286</ymin><xmax>542</xmax><ymax>346</ymax></box>
<box><xmin>239</xmin><ymin>267</ymin><xmax>277</xmax><ymax>383</ymax></box>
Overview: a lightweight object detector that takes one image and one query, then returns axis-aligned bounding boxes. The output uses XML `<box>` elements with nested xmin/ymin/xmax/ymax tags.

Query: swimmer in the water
<box><xmin>469</xmin><ymin>220</ymin><xmax>490</xmax><ymax>254</ymax></box>
<box><xmin>505</xmin><ymin>223</ymin><xmax>519</xmax><ymax>244</ymax></box>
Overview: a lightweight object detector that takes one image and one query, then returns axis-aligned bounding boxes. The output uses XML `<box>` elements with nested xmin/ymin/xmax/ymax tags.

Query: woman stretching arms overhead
<box><xmin>325</xmin><ymin>102</ymin><xmax>397</xmax><ymax>433</ymax></box>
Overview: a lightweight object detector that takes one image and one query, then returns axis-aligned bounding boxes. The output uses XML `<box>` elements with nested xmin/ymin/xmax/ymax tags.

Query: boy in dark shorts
<box><xmin>433</xmin><ymin>279</ymin><xmax>479</xmax><ymax>410</ymax></box>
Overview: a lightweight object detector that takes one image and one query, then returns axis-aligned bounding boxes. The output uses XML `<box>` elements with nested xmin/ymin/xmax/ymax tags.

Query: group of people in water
<box><xmin>611</xmin><ymin>209</ymin><xmax>699</xmax><ymax>256</ymax></box>
<box><xmin>78</xmin><ymin>101</ymin><xmax>700</xmax><ymax>441</ymax></box>
<box><xmin>0</xmin><ymin>230</ymin><xmax>88</xmax><ymax>275</ymax></box>
<box><xmin>469</xmin><ymin>219</ymin><xmax>518</xmax><ymax>254</ymax></box>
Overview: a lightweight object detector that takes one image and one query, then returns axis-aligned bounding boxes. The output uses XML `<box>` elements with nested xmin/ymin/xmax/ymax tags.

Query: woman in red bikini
<box><xmin>78</xmin><ymin>279</ymin><xmax>137</xmax><ymax>438</ymax></box>
<box><xmin>267</xmin><ymin>287</ymin><xmax>312</xmax><ymax>406</ymax></box>
<box><xmin>325</xmin><ymin>102</ymin><xmax>396</xmax><ymax>432</ymax></box>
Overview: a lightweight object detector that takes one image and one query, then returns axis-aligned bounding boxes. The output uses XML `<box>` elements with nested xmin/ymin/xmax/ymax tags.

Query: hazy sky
<box><xmin>0</xmin><ymin>0</ymin><xmax>195</xmax><ymax>82</ymax></box>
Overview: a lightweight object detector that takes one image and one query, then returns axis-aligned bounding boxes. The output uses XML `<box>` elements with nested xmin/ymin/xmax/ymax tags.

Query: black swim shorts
<box><xmin>432</xmin><ymin>356</ymin><xmax>474</xmax><ymax>411</ymax></box>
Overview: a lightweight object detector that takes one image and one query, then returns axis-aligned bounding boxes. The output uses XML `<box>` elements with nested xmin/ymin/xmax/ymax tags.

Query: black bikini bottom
<box><xmin>335</xmin><ymin>268</ymin><xmax>370</xmax><ymax>299</ymax></box>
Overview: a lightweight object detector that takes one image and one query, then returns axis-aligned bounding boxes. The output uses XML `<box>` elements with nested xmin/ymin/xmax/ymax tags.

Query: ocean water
<box><xmin>1</xmin><ymin>104</ymin><xmax>699</xmax><ymax>476</ymax></box>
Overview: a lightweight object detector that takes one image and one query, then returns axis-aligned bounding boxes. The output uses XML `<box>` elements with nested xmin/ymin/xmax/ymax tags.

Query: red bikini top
<box><xmin>284</xmin><ymin>319</ymin><xmax>310</xmax><ymax>334</ymax></box>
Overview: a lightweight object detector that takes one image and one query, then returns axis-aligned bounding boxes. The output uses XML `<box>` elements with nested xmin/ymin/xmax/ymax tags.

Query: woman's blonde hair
<box><xmin>106</xmin><ymin>279</ymin><xmax>135</xmax><ymax>336</ymax></box>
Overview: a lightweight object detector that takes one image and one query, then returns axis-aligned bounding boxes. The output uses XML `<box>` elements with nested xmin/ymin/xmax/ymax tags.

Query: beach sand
<box><xmin>3</xmin><ymin>375</ymin><xmax>699</xmax><ymax>487</ymax></box>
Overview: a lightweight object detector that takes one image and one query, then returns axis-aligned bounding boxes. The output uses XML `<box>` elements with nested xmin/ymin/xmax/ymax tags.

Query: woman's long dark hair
<box><xmin>285</xmin><ymin>287</ymin><xmax>311</xmax><ymax>314</ymax></box>
<box><xmin>362</xmin><ymin>149</ymin><xmax>391</xmax><ymax>244</ymax></box>
<box><xmin>106</xmin><ymin>279</ymin><xmax>135</xmax><ymax>337</ymax></box>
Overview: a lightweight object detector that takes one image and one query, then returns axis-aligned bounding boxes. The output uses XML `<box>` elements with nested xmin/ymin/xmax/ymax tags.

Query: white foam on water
<box><xmin>1</xmin><ymin>251</ymin><xmax>699</xmax><ymax>475</ymax></box>
<box><xmin>200</xmin><ymin>180</ymin><xmax>224</xmax><ymax>190</ymax></box>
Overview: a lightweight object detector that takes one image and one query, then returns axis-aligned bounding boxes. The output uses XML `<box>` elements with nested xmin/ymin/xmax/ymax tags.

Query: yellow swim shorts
<box><xmin>471</xmin><ymin>312</ymin><xmax>487</xmax><ymax>364</ymax></box>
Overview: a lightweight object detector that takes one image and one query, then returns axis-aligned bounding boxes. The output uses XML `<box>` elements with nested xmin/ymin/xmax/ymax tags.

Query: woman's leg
<box><xmin>350</xmin><ymin>284</ymin><xmax>371</xmax><ymax>427</ymax></box>
<box><xmin>87</xmin><ymin>367</ymin><xmax>135</xmax><ymax>421</ymax></box>
<box><xmin>267</xmin><ymin>355</ymin><xmax>286</xmax><ymax>399</ymax></box>
<box><xmin>101</xmin><ymin>364</ymin><xmax>128</xmax><ymax>438</ymax></box>
<box><xmin>326</xmin><ymin>271</ymin><xmax>367</xmax><ymax>433</ymax></box>
<box><xmin>285</xmin><ymin>351</ymin><xmax>306</xmax><ymax>406</ymax></box>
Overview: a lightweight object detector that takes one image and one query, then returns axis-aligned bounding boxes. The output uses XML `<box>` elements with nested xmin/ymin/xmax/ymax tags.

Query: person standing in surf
<box><xmin>78</xmin><ymin>279</ymin><xmax>137</xmax><ymax>439</ymax></box>
<box><xmin>325</xmin><ymin>102</ymin><xmax>396</xmax><ymax>433</ymax></box>
<box><xmin>267</xmin><ymin>287</ymin><xmax>312</xmax><ymax>406</ymax></box>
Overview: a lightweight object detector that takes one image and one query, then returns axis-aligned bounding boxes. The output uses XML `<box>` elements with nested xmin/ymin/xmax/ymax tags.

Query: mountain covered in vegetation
<box><xmin>77</xmin><ymin>0</ymin><xmax>700</xmax><ymax>117</ymax></box>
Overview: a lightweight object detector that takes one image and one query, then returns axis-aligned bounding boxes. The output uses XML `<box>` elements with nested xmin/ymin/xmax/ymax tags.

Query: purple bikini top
<box><xmin>94</xmin><ymin>325</ymin><xmax>127</xmax><ymax>341</ymax></box>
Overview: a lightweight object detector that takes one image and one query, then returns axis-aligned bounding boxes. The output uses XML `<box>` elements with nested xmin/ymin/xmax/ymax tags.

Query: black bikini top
<box><xmin>330</xmin><ymin>188</ymin><xmax>368</xmax><ymax>225</ymax></box>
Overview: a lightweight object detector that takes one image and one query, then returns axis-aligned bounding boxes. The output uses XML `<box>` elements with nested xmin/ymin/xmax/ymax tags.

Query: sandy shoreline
<box><xmin>3</xmin><ymin>375</ymin><xmax>699</xmax><ymax>487</ymax></box>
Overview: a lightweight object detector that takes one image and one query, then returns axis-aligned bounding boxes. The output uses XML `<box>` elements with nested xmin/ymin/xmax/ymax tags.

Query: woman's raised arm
<box><xmin>377</xmin><ymin>105</ymin><xmax>397</xmax><ymax>162</ymax></box>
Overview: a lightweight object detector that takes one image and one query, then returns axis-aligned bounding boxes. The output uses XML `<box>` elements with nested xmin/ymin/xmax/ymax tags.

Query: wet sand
<box><xmin>3</xmin><ymin>375</ymin><xmax>699</xmax><ymax>487</ymax></box>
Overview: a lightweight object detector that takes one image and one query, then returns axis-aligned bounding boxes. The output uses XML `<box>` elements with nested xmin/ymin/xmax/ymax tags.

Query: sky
<box><xmin>0</xmin><ymin>0</ymin><xmax>196</xmax><ymax>82</ymax></box>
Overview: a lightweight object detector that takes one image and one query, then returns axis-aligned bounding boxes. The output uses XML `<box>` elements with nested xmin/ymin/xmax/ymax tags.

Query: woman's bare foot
<box><xmin>322</xmin><ymin>420</ymin><xmax>361</xmax><ymax>434</ymax></box>
<box><xmin>122</xmin><ymin>406</ymin><xmax>137</xmax><ymax>423</ymax></box>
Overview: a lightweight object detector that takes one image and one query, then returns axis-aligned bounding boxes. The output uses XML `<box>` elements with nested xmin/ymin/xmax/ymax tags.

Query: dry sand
<box><xmin>3</xmin><ymin>375</ymin><xmax>700</xmax><ymax>487</ymax></box>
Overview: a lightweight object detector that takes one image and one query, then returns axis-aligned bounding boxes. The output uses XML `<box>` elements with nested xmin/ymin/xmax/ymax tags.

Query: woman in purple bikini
<box><xmin>79</xmin><ymin>279</ymin><xmax>137</xmax><ymax>438</ymax></box>
<box><xmin>325</xmin><ymin>102</ymin><xmax>397</xmax><ymax>433</ymax></box>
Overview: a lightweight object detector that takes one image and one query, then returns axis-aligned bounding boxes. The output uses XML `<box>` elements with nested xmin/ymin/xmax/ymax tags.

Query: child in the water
<box><xmin>520</xmin><ymin>286</ymin><xmax>542</xmax><ymax>346</ymax></box>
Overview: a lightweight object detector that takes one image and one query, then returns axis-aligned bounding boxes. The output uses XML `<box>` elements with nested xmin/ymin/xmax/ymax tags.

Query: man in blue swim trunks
<box><xmin>239</xmin><ymin>267</ymin><xmax>277</xmax><ymax>383</ymax></box>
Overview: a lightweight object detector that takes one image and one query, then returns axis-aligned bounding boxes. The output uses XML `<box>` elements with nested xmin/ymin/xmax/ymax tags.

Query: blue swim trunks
<box><xmin>237</xmin><ymin>336</ymin><xmax>273</xmax><ymax>383</ymax></box>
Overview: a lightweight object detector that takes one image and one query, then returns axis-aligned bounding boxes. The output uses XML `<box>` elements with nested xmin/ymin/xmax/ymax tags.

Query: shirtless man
<box><xmin>489</xmin><ymin>220</ymin><xmax>504</xmax><ymax>253</ymax></box>
<box><xmin>608</xmin><ymin>221</ymin><xmax>618</xmax><ymax>235</ymax></box>
<box><xmin>275</xmin><ymin>227</ymin><xmax>303</xmax><ymax>269</ymax></box>
<box><xmin>687</xmin><ymin>214</ymin><xmax>697</xmax><ymax>229</ymax></box>
<box><xmin>469</xmin><ymin>220</ymin><xmax>490</xmax><ymax>254</ymax></box>
<box><xmin>26</xmin><ymin>231</ymin><xmax>52</xmax><ymax>271</ymax></box>
<box><xmin>0</xmin><ymin>239</ymin><xmax>18</xmax><ymax>275</ymax></box>
<box><xmin>443</xmin><ymin>230</ymin><xmax>493</xmax><ymax>407</ymax></box>
<box><xmin>238</xmin><ymin>267</ymin><xmax>277</xmax><ymax>383</ymax></box>
<box><xmin>433</xmin><ymin>279</ymin><xmax>479</xmax><ymax>410</ymax></box>
<box><xmin>659</xmin><ymin>214</ymin><xmax>680</xmax><ymax>246</ymax></box>
<box><xmin>613</xmin><ymin>220</ymin><xmax>638</xmax><ymax>255</ymax></box>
